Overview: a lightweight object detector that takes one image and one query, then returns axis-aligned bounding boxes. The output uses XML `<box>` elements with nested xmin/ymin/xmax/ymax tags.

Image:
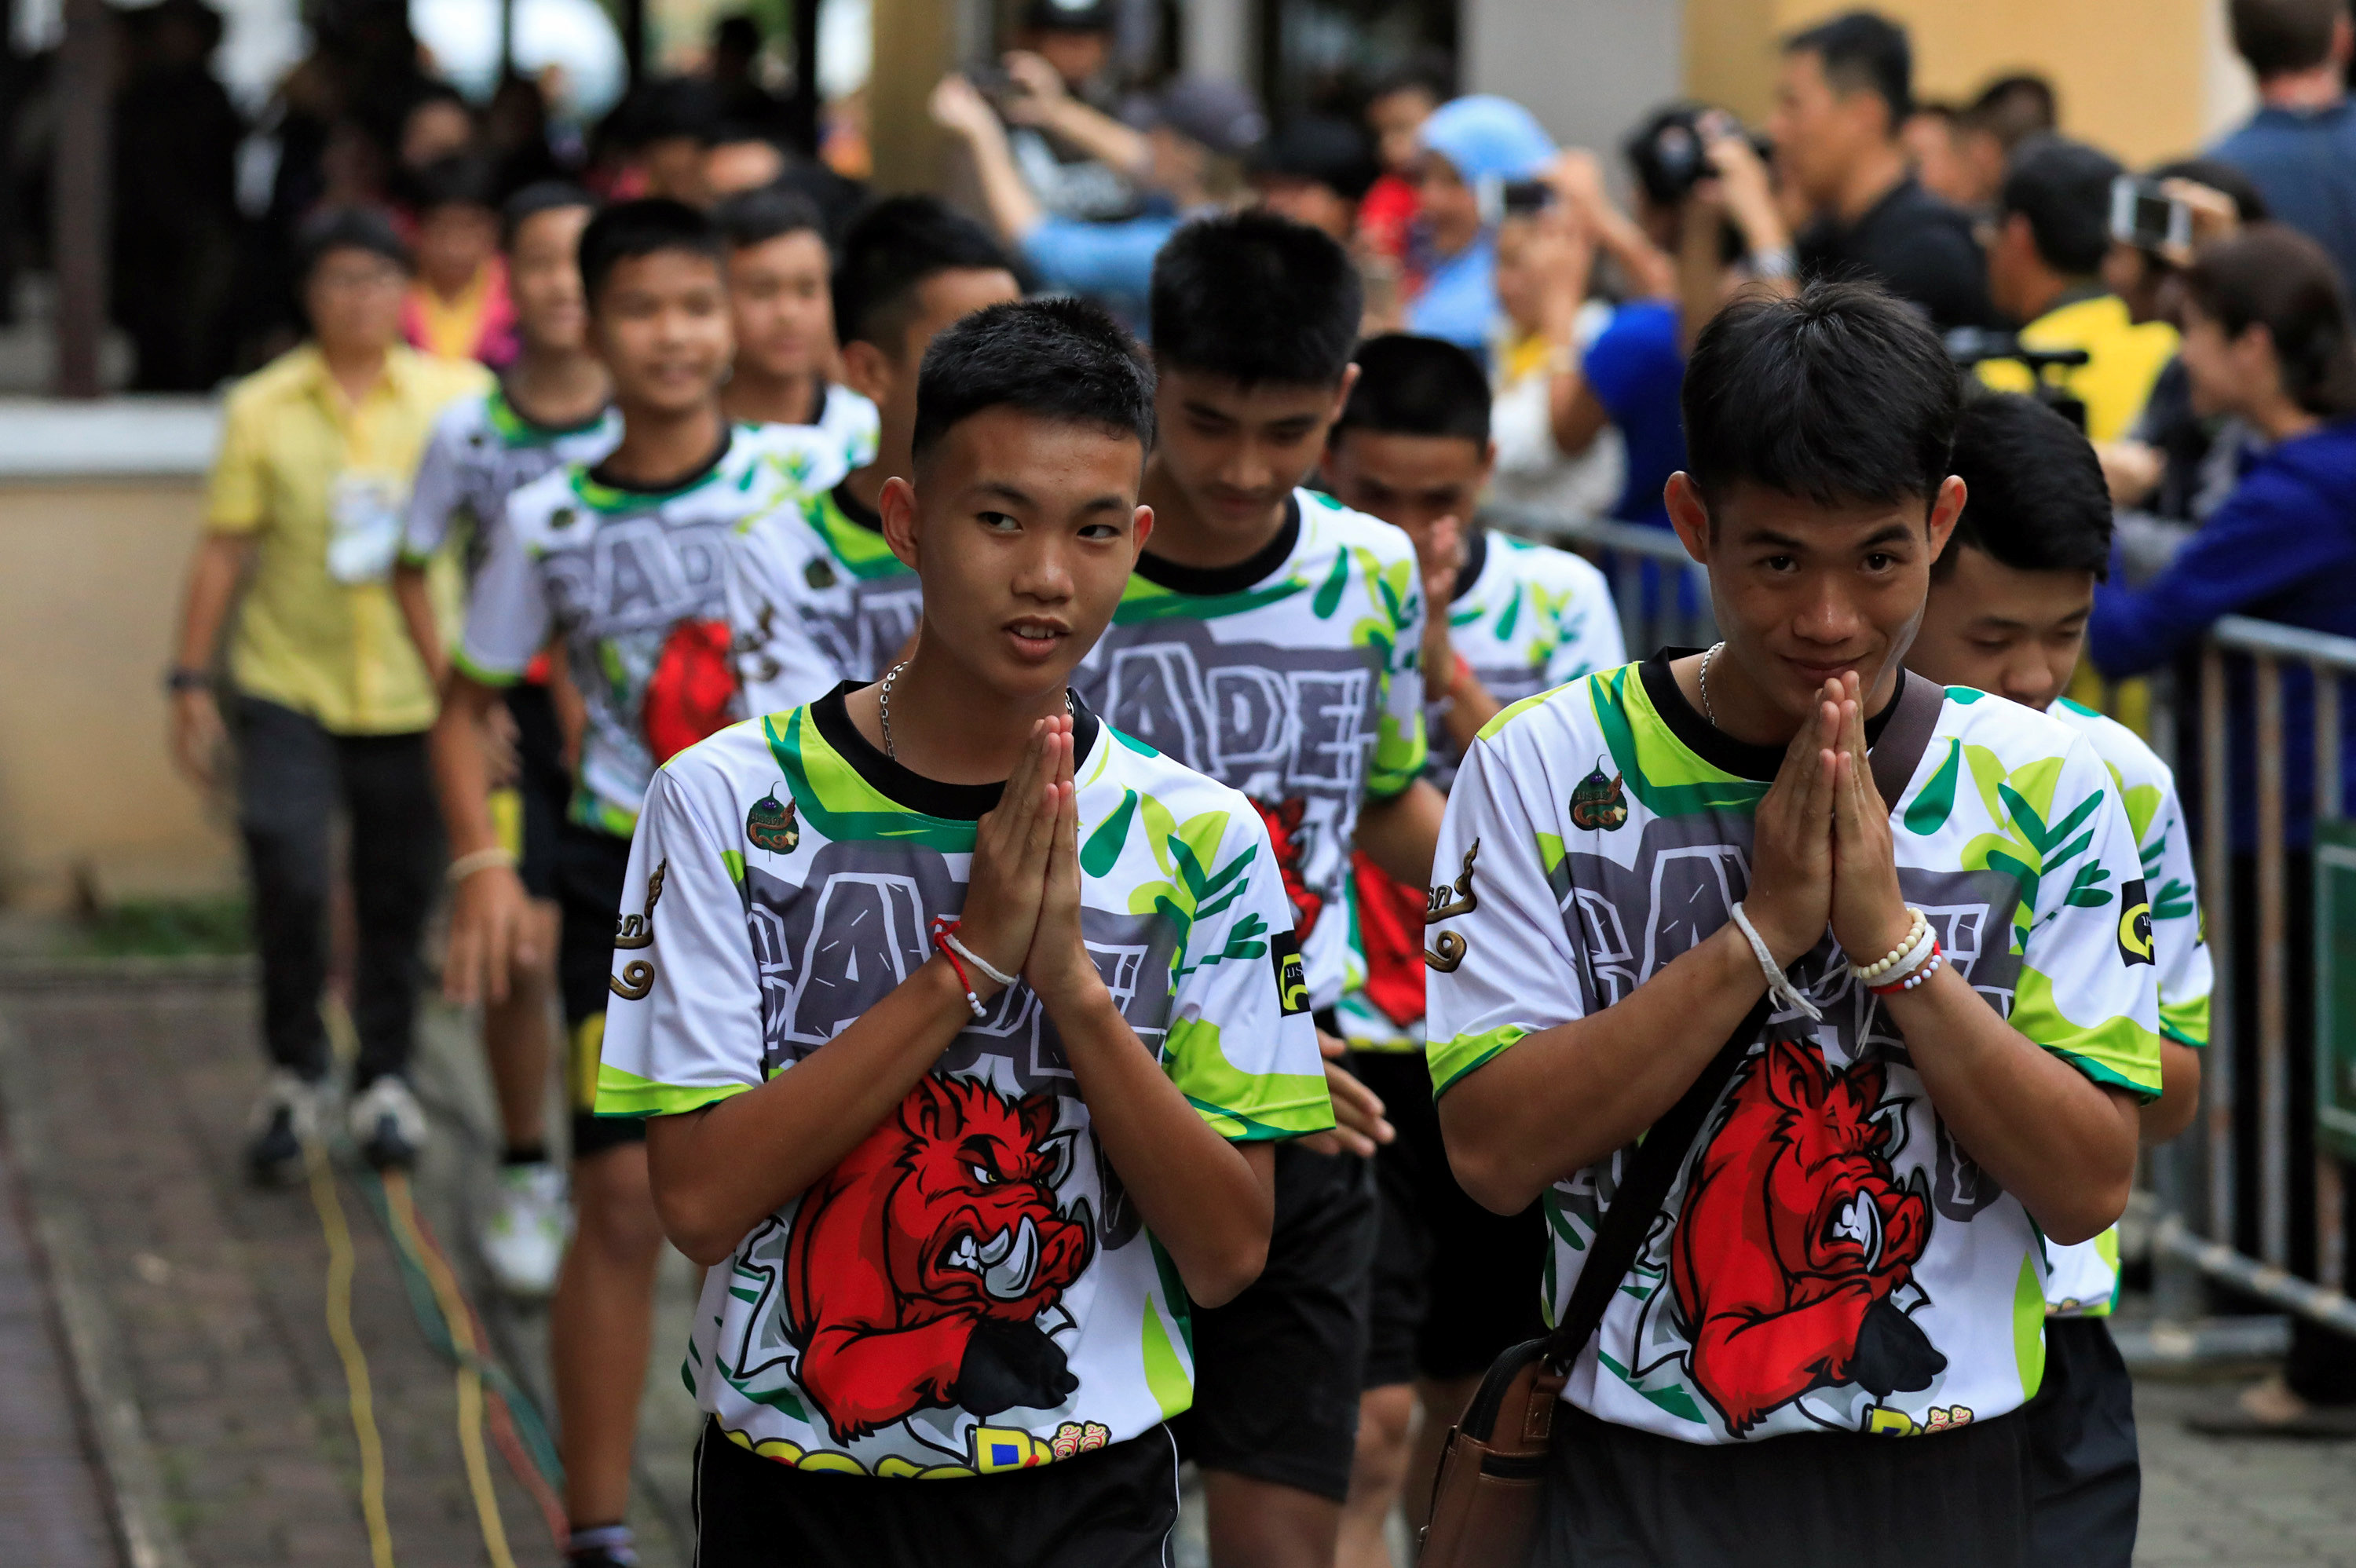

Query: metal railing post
<box><xmin>2202</xmin><ymin>645</ymin><xmax>2236</xmax><ymax>1248</ymax></box>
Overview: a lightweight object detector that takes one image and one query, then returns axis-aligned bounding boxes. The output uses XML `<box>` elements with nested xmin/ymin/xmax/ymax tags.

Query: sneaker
<box><xmin>245</xmin><ymin>1069</ymin><xmax>327</xmax><ymax>1186</ymax></box>
<box><xmin>349</xmin><ymin>1076</ymin><xmax>428</xmax><ymax>1171</ymax></box>
<box><xmin>566</xmin><ymin>1524</ymin><xmax>637</xmax><ymax>1566</ymax></box>
<box><xmin>480</xmin><ymin>1161</ymin><xmax>570</xmax><ymax>1298</ymax></box>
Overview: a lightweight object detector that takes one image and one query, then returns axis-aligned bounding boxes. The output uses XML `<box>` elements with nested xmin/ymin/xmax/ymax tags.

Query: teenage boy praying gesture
<box><xmin>1428</xmin><ymin>283</ymin><xmax>2159</xmax><ymax>1567</ymax></box>
<box><xmin>601</xmin><ymin>298</ymin><xmax>1330</xmax><ymax>1567</ymax></box>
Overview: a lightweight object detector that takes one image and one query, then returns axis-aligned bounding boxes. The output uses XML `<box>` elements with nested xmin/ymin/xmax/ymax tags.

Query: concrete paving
<box><xmin>2</xmin><ymin>973</ymin><xmax>2351</xmax><ymax>1568</ymax></box>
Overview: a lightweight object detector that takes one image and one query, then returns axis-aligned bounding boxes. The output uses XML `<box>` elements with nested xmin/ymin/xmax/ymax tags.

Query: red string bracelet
<box><xmin>931</xmin><ymin>916</ymin><xmax>987</xmax><ymax>1019</ymax></box>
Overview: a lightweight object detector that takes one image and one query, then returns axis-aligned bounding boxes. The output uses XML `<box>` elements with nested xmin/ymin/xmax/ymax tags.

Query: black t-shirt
<box><xmin>1796</xmin><ymin>175</ymin><xmax>1997</xmax><ymax>333</ymax></box>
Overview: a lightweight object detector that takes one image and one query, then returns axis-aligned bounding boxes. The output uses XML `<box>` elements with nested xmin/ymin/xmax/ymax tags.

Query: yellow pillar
<box><xmin>867</xmin><ymin>0</ymin><xmax>963</xmax><ymax>194</ymax></box>
<box><xmin>1688</xmin><ymin>0</ymin><xmax>2224</xmax><ymax>167</ymax></box>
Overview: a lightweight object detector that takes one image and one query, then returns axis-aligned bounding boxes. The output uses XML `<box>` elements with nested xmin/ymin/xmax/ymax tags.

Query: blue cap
<box><xmin>1417</xmin><ymin>95</ymin><xmax>1555</xmax><ymax>184</ymax></box>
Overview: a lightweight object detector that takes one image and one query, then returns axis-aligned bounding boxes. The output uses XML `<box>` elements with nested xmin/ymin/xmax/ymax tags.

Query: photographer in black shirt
<box><xmin>1769</xmin><ymin>9</ymin><xmax>1998</xmax><ymax>331</ymax></box>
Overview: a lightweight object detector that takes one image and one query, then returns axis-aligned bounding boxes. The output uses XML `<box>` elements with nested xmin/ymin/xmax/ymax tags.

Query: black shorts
<box><xmin>1169</xmin><ymin>1139</ymin><xmax>1377</xmax><ymax>1502</ymax></box>
<box><xmin>2022</xmin><ymin>1317</ymin><xmax>2139</xmax><ymax>1566</ymax></box>
<box><xmin>1355</xmin><ymin>1051</ymin><xmax>1546</xmax><ymax>1389</ymax></box>
<box><xmin>1537</xmin><ymin>1401</ymin><xmax>2030</xmax><ymax>1567</ymax></box>
<box><xmin>555</xmin><ymin>821</ymin><xmax>645</xmax><ymax>1158</ymax></box>
<box><xmin>693</xmin><ymin>1416</ymin><xmax>1178</xmax><ymax>1567</ymax></box>
<box><xmin>503</xmin><ymin>682</ymin><xmax>568</xmax><ymax>901</ymax></box>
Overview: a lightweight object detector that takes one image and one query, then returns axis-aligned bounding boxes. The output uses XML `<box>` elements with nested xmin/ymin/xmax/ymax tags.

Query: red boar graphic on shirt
<box><xmin>783</xmin><ymin>1073</ymin><xmax>1095</xmax><ymax>1444</ymax></box>
<box><xmin>1670</xmin><ymin>1036</ymin><xmax>1942</xmax><ymax>1436</ymax></box>
<box><xmin>1250</xmin><ymin>796</ymin><xmax>1322</xmax><ymax>938</ymax></box>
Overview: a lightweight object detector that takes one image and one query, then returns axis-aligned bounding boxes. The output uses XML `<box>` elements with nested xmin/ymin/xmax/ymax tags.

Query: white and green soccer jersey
<box><xmin>593</xmin><ymin>689</ymin><xmax>1331</xmax><ymax>1476</ymax></box>
<box><xmin>459</xmin><ymin>424</ymin><xmax>852</xmax><ymax>834</ymax></box>
<box><xmin>1335</xmin><ymin>528</ymin><xmax>1626</xmax><ymax>1052</ymax></box>
<box><xmin>809</xmin><ymin>381</ymin><xmax>882</xmax><ymax>474</ymax></box>
<box><xmin>1069</xmin><ymin>490</ymin><xmax>1429</xmax><ymax>1010</ymax></box>
<box><xmin>1425</xmin><ymin>660</ymin><xmax>2162</xmax><ymax>1446</ymax></box>
<box><xmin>399</xmin><ymin>386</ymin><xmax>621</xmax><ymax>567</ymax></box>
<box><xmin>728</xmin><ymin>478</ymin><xmax>923</xmax><ymax>715</ymax></box>
<box><xmin>2040</xmin><ymin>695</ymin><xmax>2211</xmax><ymax>1318</ymax></box>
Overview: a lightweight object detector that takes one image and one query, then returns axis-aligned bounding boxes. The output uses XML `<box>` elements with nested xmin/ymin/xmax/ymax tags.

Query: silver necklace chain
<box><xmin>1699</xmin><ymin>641</ymin><xmax>1725</xmax><ymax>729</ymax></box>
<box><xmin>876</xmin><ymin>660</ymin><xmax>1073</xmax><ymax>762</ymax></box>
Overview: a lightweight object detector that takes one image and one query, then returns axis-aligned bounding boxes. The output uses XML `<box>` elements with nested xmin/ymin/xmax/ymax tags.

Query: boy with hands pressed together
<box><xmin>1426</xmin><ymin>283</ymin><xmax>2158</xmax><ymax>1566</ymax></box>
<box><xmin>599</xmin><ymin>298</ymin><xmax>1327</xmax><ymax>1566</ymax></box>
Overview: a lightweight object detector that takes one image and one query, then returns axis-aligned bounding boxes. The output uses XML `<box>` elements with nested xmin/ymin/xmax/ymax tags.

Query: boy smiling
<box><xmin>1426</xmin><ymin>284</ymin><xmax>2159</xmax><ymax>1566</ymax></box>
<box><xmin>598</xmin><ymin>298</ymin><xmax>1328</xmax><ymax>1565</ymax></box>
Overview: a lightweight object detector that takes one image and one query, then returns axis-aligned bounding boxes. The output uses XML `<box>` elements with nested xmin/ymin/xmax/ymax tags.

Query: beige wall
<box><xmin>1688</xmin><ymin>0</ymin><xmax>2239</xmax><ymax>167</ymax></box>
<box><xmin>0</xmin><ymin>478</ymin><xmax>238</xmax><ymax>910</ymax></box>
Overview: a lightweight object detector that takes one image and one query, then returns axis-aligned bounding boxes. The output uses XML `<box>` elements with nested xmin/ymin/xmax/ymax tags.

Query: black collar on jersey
<box><xmin>586</xmin><ymin>426</ymin><xmax>732</xmax><ymax>495</ymax></box>
<box><xmin>831</xmin><ymin>477</ymin><xmax>884</xmax><ymax>534</ymax></box>
<box><xmin>497</xmin><ymin>381</ymin><xmax>610</xmax><ymax>437</ymax></box>
<box><xmin>1642</xmin><ymin>647</ymin><xmax>1908</xmax><ymax>784</ymax></box>
<box><xmin>1451</xmin><ymin>524</ymin><xmax>1489</xmax><ymax>604</ymax></box>
<box><xmin>811</xmin><ymin>680</ymin><xmax>1103</xmax><ymax>822</ymax></box>
<box><xmin>812</xmin><ymin>379</ymin><xmax>836</xmax><ymax>424</ymax></box>
<box><xmin>1132</xmin><ymin>493</ymin><xmax>1301</xmax><ymax>597</ymax></box>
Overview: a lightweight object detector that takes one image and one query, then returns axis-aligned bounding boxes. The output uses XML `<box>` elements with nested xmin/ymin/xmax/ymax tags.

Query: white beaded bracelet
<box><xmin>445</xmin><ymin>846</ymin><xmax>517</xmax><ymax>884</ymax></box>
<box><xmin>1729</xmin><ymin>902</ymin><xmax>1824</xmax><ymax>1022</ymax></box>
<box><xmin>1849</xmin><ymin>909</ymin><xmax>1930</xmax><ymax>981</ymax></box>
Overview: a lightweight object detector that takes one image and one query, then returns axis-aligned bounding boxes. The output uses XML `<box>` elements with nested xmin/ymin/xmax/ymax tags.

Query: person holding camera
<box><xmin>993</xmin><ymin>0</ymin><xmax>1141</xmax><ymax>224</ymax></box>
<box><xmin>2087</xmin><ymin>223</ymin><xmax>2356</xmax><ymax>1441</ymax></box>
<box><xmin>1769</xmin><ymin>11</ymin><xmax>1996</xmax><ymax>333</ymax></box>
<box><xmin>1978</xmin><ymin>137</ymin><xmax>2181</xmax><ymax>443</ymax></box>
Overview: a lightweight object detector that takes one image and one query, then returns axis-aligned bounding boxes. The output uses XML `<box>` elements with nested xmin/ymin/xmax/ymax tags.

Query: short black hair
<box><xmin>911</xmin><ymin>296</ymin><xmax>1155</xmax><ymax>469</ymax></box>
<box><xmin>1999</xmin><ymin>136</ymin><xmax>2122</xmax><ymax>276</ymax></box>
<box><xmin>2148</xmin><ymin>156</ymin><xmax>2272</xmax><ymax>224</ymax></box>
<box><xmin>1333</xmin><ymin>334</ymin><xmax>1491</xmax><ymax>444</ymax></box>
<box><xmin>1783</xmin><ymin>10</ymin><xmax>1912</xmax><ymax>130</ymax></box>
<box><xmin>2185</xmin><ymin>223</ymin><xmax>2356</xmax><ymax>418</ymax></box>
<box><xmin>578</xmin><ymin>198</ymin><xmax>725</xmax><ymax>307</ymax></box>
<box><xmin>1681</xmin><ymin>280</ymin><xmax>1961</xmax><ymax>512</ymax></box>
<box><xmin>501</xmin><ymin>181</ymin><xmax>597</xmax><ymax>250</ymax></box>
<box><xmin>1963</xmin><ymin>73</ymin><xmax>2058</xmax><ymax>151</ymax></box>
<box><xmin>408</xmin><ymin>154</ymin><xmax>501</xmax><ymax>217</ymax></box>
<box><xmin>2230</xmin><ymin>0</ymin><xmax>2342</xmax><ymax>78</ymax></box>
<box><xmin>831</xmin><ymin>195</ymin><xmax>1016</xmax><ymax>353</ymax></box>
<box><xmin>298</xmin><ymin>206</ymin><xmax>412</xmax><ymax>279</ymax></box>
<box><xmin>1934</xmin><ymin>392</ymin><xmax>2112</xmax><ymax>582</ymax></box>
<box><xmin>1149</xmin><ymin>210</ymin><xmax>1361</xmax><ymax>387</ymax></box>
<box><xmin>712</xmin><ymin>185</ymin><xmax>826</xmax><ymax>252</ymax></box>
<box><xmin>1369</xmin><ymin>49</ymin><xmax>1453</xmax><ymax>105</ymax></box>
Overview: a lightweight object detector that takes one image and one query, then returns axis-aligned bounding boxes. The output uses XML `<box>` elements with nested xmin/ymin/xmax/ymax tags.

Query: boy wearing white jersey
<box><xmin>1314</xmin><ymin>333</ymin><xmax>1623</xmax><ymax>1566</ymax></box>
<box><xmin>730</xmin><ymin>197</ymin><xmax>1021</xmax><ymax>710</ymax></box>
<box><xmin>394</xmin><ymin>181</ymin><xmax>613</xmax><ymax>1297</ymax></box>
<box><xmin>1428</xmin><ymin>286</ymin><xmax>2160</xmax><ymax>1566</ymax></box>
<box><xmin>430</xmin><ymin>199</ymin><xmax>851</xmax><ymax>1568</ymax></box>
<box><xmin>1067</xmin><ymin>212</ymin><xmax>1447</xmax><ymax>1568</ymax></box>
<box><xmin>1908</xmin><ymin>390</ymin><xmax>2207</xmax><ymax>1566</ymax></box>
<box><xmin>712</xmin><ymin>183</ymin><xmax>880</xmax><ymax>464</ymax></box>
<box><xmin>605</xmin><ymin>297</ymin><xmax>1328</xmax><ymax>1566</ymax></box>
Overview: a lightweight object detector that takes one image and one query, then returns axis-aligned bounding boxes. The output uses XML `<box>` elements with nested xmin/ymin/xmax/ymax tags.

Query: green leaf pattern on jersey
<box><xmin>761</xmin><ymin>709</ymin><xmax>978</xmax><ymax>852</ymax></box>
<box><xmin>795</xmin><ymin>488</ymin><xmax>908</xmax><ymax>581</ymax></box>
<box><xmin>1953</xmin><ymin>748</ymin><xmax>2113</xmax><ymax>952</ymax></box>
<box><xmin>1591</xmin><ymin>665</ymin><xmax>1768</xmax><ymax>818</ymax></box>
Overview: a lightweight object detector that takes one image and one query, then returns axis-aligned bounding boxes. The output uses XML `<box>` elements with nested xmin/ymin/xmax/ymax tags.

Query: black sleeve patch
<box><xmin>1270</xmin><ymin>928</ymin><xmax>1311</xmax><ymax>1015</ymax></box>
<box><xmin>2116</xmin><ymin>879</ymin><xmax>2155</xmax><ymax>967</ymax></box>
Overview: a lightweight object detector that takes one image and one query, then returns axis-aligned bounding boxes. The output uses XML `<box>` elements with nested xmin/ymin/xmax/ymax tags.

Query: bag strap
<box><xmin>1535</xmin><ymin>672</ymin><xmax>1944</xmax><ymax>1375</ymax></box>
<box><xmin>1868</xmin><ymin>669</ymin><xmax>1945</xmax><ymax>813</ymax></box>
<box><xmin>1538</xmin><ymin>996</ymin><xmax>1770</xmax><ymax>1372</ymax></box>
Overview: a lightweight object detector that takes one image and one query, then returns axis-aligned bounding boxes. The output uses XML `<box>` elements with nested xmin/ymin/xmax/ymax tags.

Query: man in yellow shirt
<box><xmin>1981</xmin><ymin>136</ymin><xmax>2179</xmax><ymax>441</ymax></box>
<box><xmin>168</xmin><ymin>207</ymin><xmax>488</xmax><ymax>1182</ymax></box>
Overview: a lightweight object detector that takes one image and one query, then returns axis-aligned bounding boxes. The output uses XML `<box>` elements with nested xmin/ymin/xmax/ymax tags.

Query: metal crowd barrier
<box><xmin>1481</xmin><ymin>506</ymin><xmax>2356</xmax><ymax>1343</ymax></box>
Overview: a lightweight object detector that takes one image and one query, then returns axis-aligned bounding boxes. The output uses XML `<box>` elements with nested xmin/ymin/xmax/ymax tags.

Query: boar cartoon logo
<box><xmin>1671</xmin><ymin>1036</ymin><xmax>1943</xmax><ymax>1436</ymax></box>
<box><xmin>1250</xmin><ymin>796</ymin><xmax>1322</xmax><ymax>938</ymax></box>
<box><xmin>783</xmin><ymin>1073</ymin><xmax>1096</xmax><ymax>1444</ymax></box>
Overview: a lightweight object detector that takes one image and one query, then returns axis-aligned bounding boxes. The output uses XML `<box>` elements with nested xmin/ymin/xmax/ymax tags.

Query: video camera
<box><xmin>1943</xmin><ymin>327</ymin><xmax>2091</xmax><ymax>433</ymax></box>
<box><xmin>1626</xmin><ymin>105</ymin><xmax>1772</xmax><ymax>208</ymax></box>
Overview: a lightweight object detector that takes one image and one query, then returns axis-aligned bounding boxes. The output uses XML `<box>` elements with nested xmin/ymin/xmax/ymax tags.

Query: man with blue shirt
<box><xmin>2209</xmin><ymin>0</ymin><xmax>2356</xmax><ymax>303</ymax></box>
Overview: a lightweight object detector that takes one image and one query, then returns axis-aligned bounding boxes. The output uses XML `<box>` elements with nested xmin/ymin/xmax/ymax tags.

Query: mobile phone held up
<box><xmin>2110</xmin><ymin>175</ymin><xmax>2191</xmax><ymax>255</ymax></box>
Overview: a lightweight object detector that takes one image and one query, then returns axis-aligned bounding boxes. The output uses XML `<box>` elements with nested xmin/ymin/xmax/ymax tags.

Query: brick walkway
<box><xmin>4</xmin><ymin>975</ymin><xmax>2352</xmax><ymax>1567</ymax></box>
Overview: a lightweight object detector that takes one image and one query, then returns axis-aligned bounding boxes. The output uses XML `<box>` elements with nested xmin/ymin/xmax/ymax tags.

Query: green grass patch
<box><xmin>67</xmin><ymin>897</ymin><xmax>251</xmax><ymax>958</ymax></box>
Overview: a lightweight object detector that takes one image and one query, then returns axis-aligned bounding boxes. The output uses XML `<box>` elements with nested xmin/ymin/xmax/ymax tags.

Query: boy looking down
<box><xmin>602</xmin><ymin>298</ymin><xmax>1329</xmax><ymax>1565</ymax></box>
<box><xmin>712</xmin><ymin>183</ymin><xmax>880</xmax><ymax>466</ymax></box>
<box><xmin>1067</xmin><ymin>210</ymin><xmax>1446</xmax><ymax>1568</ymax></box>
<box><xmin>1426</xmin><ymin>283</ymin><xmax>2159</xmax><ymax>1566</ymax></box>
<box><xmin>430</xmin><ymin>199</ymin><xmax>840</xmax><ymax>1568</ymax></box>
<box><xmin>730</xmin><ymin>197</ymin><xmax>1021</xmax><ymax>711</ymax></box>
<box><xmin>1313</xmin><ymin>333</ymin><xmax>1623</xmax><ymax>1566</ymax></box>
<box><xmin>1907</xmin><ymin>389</ymin><xmax>2208</xmax><ymax>1564</ymax></box>
<box><xmin>396</xmin><ymin>181</ymin><xmax>613</xmax><ymax>1297</ymax></box>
